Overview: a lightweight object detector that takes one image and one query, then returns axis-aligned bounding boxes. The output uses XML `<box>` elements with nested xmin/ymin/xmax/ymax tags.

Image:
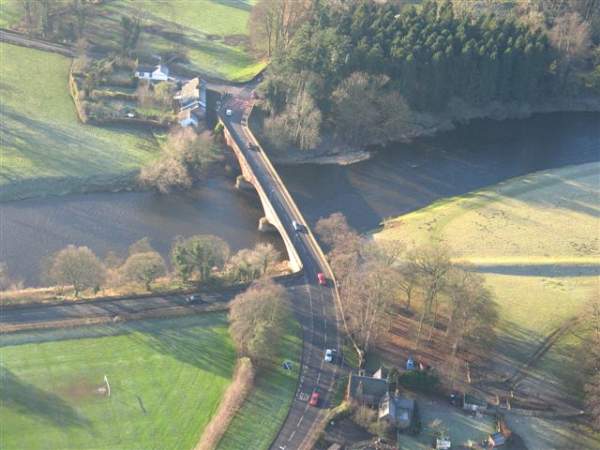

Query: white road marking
<box><xmin>297</xmin><ymin>416</ymin><xmax>304</xmax><ymax>427</ymax></box>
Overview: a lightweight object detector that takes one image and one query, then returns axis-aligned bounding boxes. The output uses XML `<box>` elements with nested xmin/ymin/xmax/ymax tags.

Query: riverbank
<box><xmin>268</xmin><ymin>96</ymin><xmax>600</xmax><ymax>166</ymax></box>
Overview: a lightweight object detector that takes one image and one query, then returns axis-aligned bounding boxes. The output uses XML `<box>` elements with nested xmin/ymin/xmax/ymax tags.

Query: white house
<box><xmin>135</xmin><ymin>64</ymin><xmax>170</xmax><ymax>81</ymax></box>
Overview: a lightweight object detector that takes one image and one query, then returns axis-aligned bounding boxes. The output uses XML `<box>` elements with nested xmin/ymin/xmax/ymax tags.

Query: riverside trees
<box><xmin>256</xmin><ymin>0</ymin><xmax>598</xmax><ymax>150</ymax></box>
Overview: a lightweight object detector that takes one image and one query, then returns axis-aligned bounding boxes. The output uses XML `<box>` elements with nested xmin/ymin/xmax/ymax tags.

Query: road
<box><xmin>0</xmin><ymin>288</ymin><xmax>244</xmax><ymax>326</ymax></box>
<box><xmin>221</xmin><ymin>101</ymin><xmax>342</xmax><ymax>450</ymax></box>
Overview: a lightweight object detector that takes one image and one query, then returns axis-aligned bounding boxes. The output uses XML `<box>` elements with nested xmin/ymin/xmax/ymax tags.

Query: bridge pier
<box><xmin>235</xmin><ymin>175</ymin><xmax>254</xmax><ymax>191</ymax></box>
<box><xmin>258</xmin><ymin>217</ymin><xmax>277</xmax><ymax>233</ymax></box>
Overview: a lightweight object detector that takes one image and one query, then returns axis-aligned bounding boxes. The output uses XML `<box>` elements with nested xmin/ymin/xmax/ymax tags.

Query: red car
<box><xmin>309</xmin><ymin>390</ymin><xmax>320</xmax><ymax>407</ymax></box>
<box><xmin>317</xmin><ymin>272</ymin><xmax>327</xmax><ymax>286</ymax></box>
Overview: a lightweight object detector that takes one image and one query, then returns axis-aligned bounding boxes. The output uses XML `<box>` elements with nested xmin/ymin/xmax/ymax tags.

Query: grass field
<box><xmin>375</xmin><ymin>162</ymin><xmax>599</xmax><ymax>362</ymax></box>
<box><xmin>375</xmin><ymin>162</ymin><xmax>600</xmax><ymax>446</ymax></box>
<box><xmin>217</xmin><ymin>316</ymin><xmax>303</xmax><ymax>450</ymax></box>
<box><xmin>0</xmin><ymin>313</ymin><xmax>236</xmax><ymax>450</ymax></box>
<box><xmin>0</xmin><ymin>42</ymin><xmax>159</xmax><ymax>201</ymax></box>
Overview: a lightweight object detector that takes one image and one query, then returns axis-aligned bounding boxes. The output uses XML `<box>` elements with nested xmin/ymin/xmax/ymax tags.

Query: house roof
<box><xmin>154</xmin><ymin>65</ymin><xmax>169</xmax><ymax>75</ymax></box>
<box><xmin>489</xmin><ymin>432</ymin><xmax>506</xmax><ymax>444</ymax></box>
<box><xmin>179</xmin><ymin>77</ymin><xmax>200</xmax><ymax>99</ymax></box>
<box><xmin>348</xmin><ymin>373</ymin><xmax>388</xmax><ymax>401</ymax></box>
<box><xmin>464</xmin><ymin>393</ymin><xmax>487</xmax><ymax>407</ymax></box>
<box><xmin>136</xmin><ymin>64</ymin><xmax>155</xmax><ymax>73</ymax></box>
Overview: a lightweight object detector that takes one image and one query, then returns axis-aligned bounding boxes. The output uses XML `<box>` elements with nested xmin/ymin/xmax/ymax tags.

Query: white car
<box><xmin>292</xmin><ymin>220</ymin><xmax>301</xmax><ymax>232</ymax></box>
<box><xmin>324</xmin><ymin>349</ymin><xmax>336</xmax><ymax>363</ymax></box>
<box><xmin>225</xmin><ymin>109</ymin><xmax>233</xmax><ymax>117</ymax></box>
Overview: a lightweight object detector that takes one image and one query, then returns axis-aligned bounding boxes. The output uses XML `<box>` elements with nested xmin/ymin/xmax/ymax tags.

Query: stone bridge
<box><xmin>220</xmin><ymin>118</ymin><xmax>303</xmax><ymax>272</ymax></box>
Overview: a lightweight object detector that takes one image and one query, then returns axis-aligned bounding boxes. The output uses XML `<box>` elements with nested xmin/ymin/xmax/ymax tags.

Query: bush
<box><xmin>398</xmin><ymin>370</ymin><xmax>440</xmax><ymax>394</ymax></box>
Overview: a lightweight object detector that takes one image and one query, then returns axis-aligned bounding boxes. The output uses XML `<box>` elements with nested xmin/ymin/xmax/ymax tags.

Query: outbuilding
<box><xmin>135</xmin><ymin>64</ymin><xmax>170</xmax><ymax>81</ymax></box>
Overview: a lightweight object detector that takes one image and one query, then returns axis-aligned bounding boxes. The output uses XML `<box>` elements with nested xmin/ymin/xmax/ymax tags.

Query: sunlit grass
<box><xmin>0</xmin><ymin>313</ymin><xmax>235</xmax><ymax>450</ymax></box>
<box><xmin>0</xmin><ymin>43</ymin><xmax>159</xmax><ymax>200</ymax></box>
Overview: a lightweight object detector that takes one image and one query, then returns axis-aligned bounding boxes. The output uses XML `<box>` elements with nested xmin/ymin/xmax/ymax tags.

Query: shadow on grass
<box><xmin>132</xmin><ymin>313</ymin><xmax>235</xmax><ymax>378</ymax></box>
<box><xmin>209</xmin><ymin>0</ymin><xmax>252</xmax><ymax>12</ymax></box>
<box><xmin>468</xmin><ymin>265</ymin><xmax>600</xmax><ymax>277</ymax></box>
<box><xmin>0</xmin><ymin>365</ymin><xmax>93</xmax><ymax>430</ymax></box>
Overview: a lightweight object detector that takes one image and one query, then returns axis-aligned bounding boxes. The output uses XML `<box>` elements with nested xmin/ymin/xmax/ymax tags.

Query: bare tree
<box><xmin>229</xmin><ymin>279</ymin><xmax>290</xmax><ymax>366</ymax></box>
<box><xmin>128</xmin><ymin>237</ymin><xmax>154</xmax><ymax>256</ymax></box>
<box><xmin>315</xmin><ymin>212</ymin><xmax>355</xmax><ymax>248</ymax></box>
<box><xmin>549</xmin><ymin>11</ymin><xmax>592</xmax><ymax>61</ymax></box>
<box><xmin>248</xmin><ymin>0</ymin><xmax>312</xmax><ymax>57</ymax></box>
<box><xmin>47</xmin><ymin>245</ymin><xmax>106</xmax><ymax>296</ymax></box>
<box><xmin>121</xmin><ymin>251</ymin><xmax>167</xmax><ymax>290</ymax></box>
<box><xmin>332</xmin><ymin>72</ymin><xmax>413</xmax><ymax>147</ymax></box>
<box><xmin>407</xmin><ymin>244</ymin><xmax>452</xmax><ymax>349</ymax></box>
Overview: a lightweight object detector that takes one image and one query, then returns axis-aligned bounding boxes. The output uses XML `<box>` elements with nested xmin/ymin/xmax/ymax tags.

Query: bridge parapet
<box><xmin>221</xmin><ymin>119</ymin><xmax>303</xmax><ymax>272</ymax></box>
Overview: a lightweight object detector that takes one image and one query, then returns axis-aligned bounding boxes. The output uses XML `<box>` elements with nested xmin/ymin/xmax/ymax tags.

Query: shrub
<box><xmin>398</xmin><ymin>370</ymin><xmax>440</xmax><ymax>394</ymax></box>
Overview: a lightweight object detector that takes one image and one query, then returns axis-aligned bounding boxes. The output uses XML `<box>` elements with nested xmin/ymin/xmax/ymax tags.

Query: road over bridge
<box><xmin>220</xmin><ymin>99</ymin><xmax>343</xmax><ymax>449</ymax></box>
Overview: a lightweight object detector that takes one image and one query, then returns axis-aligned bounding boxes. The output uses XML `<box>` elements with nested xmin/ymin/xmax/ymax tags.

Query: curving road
<box><xmin>221</xmin><ymin>99</ymin><xmax>343</xmax><ymax>449</ymax></box>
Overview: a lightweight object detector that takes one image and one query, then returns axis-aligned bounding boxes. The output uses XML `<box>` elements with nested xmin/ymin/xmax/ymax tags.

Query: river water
<box><xmin>1</xmin><ymin>112</ymin><xmax>598</xmax><ymax>285</ymax></box>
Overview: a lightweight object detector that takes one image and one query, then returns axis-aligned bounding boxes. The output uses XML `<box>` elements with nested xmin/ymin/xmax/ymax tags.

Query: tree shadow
<box><xmin>129</xmin><ymin>314</ymin><xmax>235</xmax><ymax>378</ymax></box>
<box><xmin>0</xmin><ymin>365</ymin><xmax>93</xmax><ymax>430</ymax></box>
<box><xmin>468</xmin><ymin>265</ymin><xmax>600</xmax><ymax>277</ymax></box>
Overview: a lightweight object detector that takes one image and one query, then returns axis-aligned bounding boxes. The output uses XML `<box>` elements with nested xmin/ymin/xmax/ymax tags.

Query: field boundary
<box><xmin>1</xmin><ymin>272</ymin><xmax>302</xmax><ymax>310</ymax></box>
<box><xmin>0</xmin><ymin>302</ymin><xmax>229</xmax><ymax>334</ymax></box>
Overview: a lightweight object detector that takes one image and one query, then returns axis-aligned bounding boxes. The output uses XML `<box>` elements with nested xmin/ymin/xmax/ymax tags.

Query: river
<box><xmin>1</xmin><ymin>112</ymin><xmax>598</xmax><ymax>286</ymax></box>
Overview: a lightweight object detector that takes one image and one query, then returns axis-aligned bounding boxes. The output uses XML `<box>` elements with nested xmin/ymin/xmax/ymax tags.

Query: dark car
<box><xmin>248</xmin><ymin>143</ymin><xmax>259</xmax><ymax>151</ymax></box>
<box><xmin>186</xmin><ymin>294</ymin><xmax>203</xmax><ymax>304</ymax></box>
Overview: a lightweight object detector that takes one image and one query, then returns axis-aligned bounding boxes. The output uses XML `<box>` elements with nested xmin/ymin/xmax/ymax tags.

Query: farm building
<box><xmin>174</xmin><ymin>77</ymin><xmax>206</xmax><ymax>111</ymax></box>
<box><xmin>135</xmin><ymin>64</ymin><xmax>170</xmax><ymax>81</ymax></box>
<box><xmin>347</xmin><ymin>372</ymin><xmax>389</xmax><ymax>407</ymax></box>
<box><xmin>378</xmin><ymin>392</ymin><xmax>415</xmax><ymax>430</ymax></box>
<box><xmin>177</xmin><ymin>108</ymin><xmax>203</xmax><ymax>128</ymax></box>
<box><xmin>486</xmin><ymin>431</ymin><xmax>507</xmax><ymax>447</ymax></box>
<box><xmin>463</xmin><ymin>393</ymin><xmax>487</xmax><ymax>412</ymax></box>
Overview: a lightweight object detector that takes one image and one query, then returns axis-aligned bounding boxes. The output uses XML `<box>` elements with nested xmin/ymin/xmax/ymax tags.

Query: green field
<box><xmin>0</xmin><ymin>42</ymin><xmax>159</xmax><ymax>201</ymax></box>
<box><xmin>0</xmin><ymin>313</ymin><xmax>236</xmax><ymax>450</ymax></box>
<box><xmin>217</xmin><ymin>316</ymin><xmax>303</xmax><ymax>449</ymax></box>
<box><xmin>0</xmin><ymin>0</ymin><xmax>265</xmax><ymax>82</ymax></box>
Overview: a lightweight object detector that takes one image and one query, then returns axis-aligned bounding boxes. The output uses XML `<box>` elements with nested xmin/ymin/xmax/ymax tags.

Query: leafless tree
<box><xmin>47</xmin><ymin>245</ymin><xmax>106</xmax><ymax>296</ymax></box>
<box><xmin>249</xmin><ymin>0</ymin><xmax>312</xmax><ymax>57</ymax></box>
<box><xmin>332</xmin><ymin>72</ymin><xmax>413</xmax><ymax>147</ymax></box>
<box><xmin>229</xmin><ymin>279</ymin><xmax>290</xmax><ymax>366</ymax></box>
<box><xmin>407</xmin><ymin>244</ymin><xmax>452</xmax><ymax>349</ymax></box>
<box><xmin>121</xmin><ymin>251</ymin><xmax>167</xmax><ymax>290</ymax></box>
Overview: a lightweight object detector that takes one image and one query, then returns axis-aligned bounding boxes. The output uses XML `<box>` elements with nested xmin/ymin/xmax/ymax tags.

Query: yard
<box><xmin>0</xmin><ymin>313</ymin><xmax>236</xmax><ymax>450</ymax></box>
<box><xmin>217</xmin><ymin>315</ymin><xmax>303</xmax><ymax>450</ymax></box>
<box><xmin>375</xmin><ymin>162</ymin><xmax>600</xmax><ymax>447</ymax></box>
<box><xmin>397</xmin><ymin>396</ymin><xmax>494</xmax><ymax>450</ymax></box>
<box><xmin>0</xmin><ymin>42</ymin><xmax>160</xmax><ymax>201</ymax></box>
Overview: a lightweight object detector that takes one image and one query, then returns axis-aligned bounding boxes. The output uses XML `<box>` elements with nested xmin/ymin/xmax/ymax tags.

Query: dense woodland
<box><xmin>252</xmin><ymin>0</ymin><xmax>600</xmax><ymax>149</ymax></box>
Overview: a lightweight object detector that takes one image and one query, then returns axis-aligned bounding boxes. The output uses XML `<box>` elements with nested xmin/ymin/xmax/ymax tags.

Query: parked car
<box><xmin>186</xmin><ymin>294</ymin><xmax>203</xmax><ymax>304</ymax></box>
<box><xmin>309</xmin><ymin>390</ymin><xmax>320</xmax><ymax>407</ymax></box>
<box><xmin>317</xmin><ymin>272</ymin><xmax>327</xmax><ymax>286</ymax></box>
<box><xmin>324</xmin><ymin>349</ymin><xmax>337</xmax><ymax>363</ymax></box>
<box><xmin>225</xmin><ymin>109</ymin><xmax>233</xmax><ymax>117</ymax></box>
